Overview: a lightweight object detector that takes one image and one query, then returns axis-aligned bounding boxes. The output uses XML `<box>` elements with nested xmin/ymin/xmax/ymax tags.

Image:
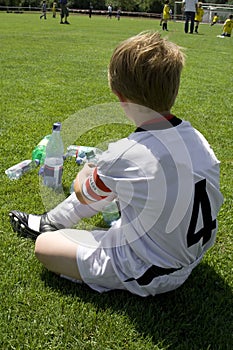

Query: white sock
<box><xmin>48</xmin><ymin>192</ymin><xmax>115</xmax><ymax>228</ymax></box>
<box><xmin>27</xmin><ymin>215</ymin><xmax>42</xmax><ymax>231</ymax></box>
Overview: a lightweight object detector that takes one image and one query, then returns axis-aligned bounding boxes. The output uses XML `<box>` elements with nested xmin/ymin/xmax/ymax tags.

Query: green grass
<box><xmin>0</xmin><ymin>12</ymin><xmax>233</xmax><ymax>350</ymax></box>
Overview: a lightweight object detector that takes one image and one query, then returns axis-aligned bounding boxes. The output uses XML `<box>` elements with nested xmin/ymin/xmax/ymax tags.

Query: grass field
<box><xmin>0</xmin><ymin>12</ymin><xmax>232</xmax><ymax>350</ymax></box>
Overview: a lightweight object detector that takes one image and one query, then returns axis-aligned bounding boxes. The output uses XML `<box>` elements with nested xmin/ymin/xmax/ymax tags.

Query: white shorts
<box><xmin>60</xmin><ymin>228</ymin><xmax>201</xmax><ymax>297</ymax></box>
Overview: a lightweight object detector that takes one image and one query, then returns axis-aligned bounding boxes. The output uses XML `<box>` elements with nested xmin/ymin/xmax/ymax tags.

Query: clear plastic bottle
<box><xmin>65</xmin><ymin>145</ymin><xmax>102</xmax><ymax>159</ymax></box>
<box><xmin>85</xmin><ymin>150</ymin><xmax>99</xmax><ymax>164</ymax></box>
<box><xmin>43</xmin><ymin>122</ymin><xmax>64</xmax><ymax>191</ymax></box>
<box><xmin>75</xmin><ymin>150</ymin><xmax>86</xmax><ymax>165</ymax></box>
<box><xmin>69</xmin><ymin>148</ymin><xmax>102</xmax><ymax>194</ymax></box>
<box><xmin>32</xmin><ymin>134</ymin><xmax>51</xmax><ymax>165</ymax></box>
<box><xmin>102</xmin><ymin>200</ymin><xmax>121</xmax><ymax>227</ymax></box>
<box><xmin>5</xmin><ymin>159</ymin><xmax>39</xmax><ymax>180</ymax></box>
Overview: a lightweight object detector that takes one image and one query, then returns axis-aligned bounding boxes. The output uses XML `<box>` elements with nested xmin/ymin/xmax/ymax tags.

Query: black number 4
<box><xmin>187</xmin><ymin>179</ymin><xmax>216</xmax><ymax>248</ymax></box>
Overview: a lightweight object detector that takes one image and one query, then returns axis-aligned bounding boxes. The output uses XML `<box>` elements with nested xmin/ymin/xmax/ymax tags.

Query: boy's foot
<box><xmin>64</xmin><ymin>21</ymin><xmax>70</xmax><ymax>24</ymax></box>
<box><xmin>9</xmin><ymin>211</ymin><xmax>64</xmax><ymax>240</ymax></box>
<box><xmin>60</xmin><ymin>21</ymin><xmax>64</xmax><ymax>24</ymax></box>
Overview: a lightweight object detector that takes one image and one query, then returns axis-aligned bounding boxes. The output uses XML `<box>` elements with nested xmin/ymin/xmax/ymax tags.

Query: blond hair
<box><xmin>108</xmin><ymin>31</ymin><xmax>185</xmax><ymax>112</ymax></box>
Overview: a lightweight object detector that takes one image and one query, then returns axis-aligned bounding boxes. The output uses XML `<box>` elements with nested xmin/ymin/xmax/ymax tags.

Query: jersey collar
<box><xmin>135</xmin><ymin>114</ymin><xmax>182</xmax><ymax>132</ymax></box>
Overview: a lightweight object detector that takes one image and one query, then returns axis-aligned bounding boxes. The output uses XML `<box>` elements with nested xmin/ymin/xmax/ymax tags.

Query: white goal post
<box><xmin>174</xmin><ymin>2</ymin><xmax>233</xmax><ymax>23</ymax></box>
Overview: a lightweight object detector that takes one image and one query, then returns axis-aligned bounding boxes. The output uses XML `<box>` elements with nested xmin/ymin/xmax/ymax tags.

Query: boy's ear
<box><xmin>113</xmin><ymin>90</ymin><xmax>128</xmax><ymax>103</ymax></box>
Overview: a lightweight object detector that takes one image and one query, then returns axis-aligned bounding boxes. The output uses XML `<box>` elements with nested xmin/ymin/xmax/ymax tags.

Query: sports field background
<box><xmin>0</xmin><ymin>12</ymin><xmax>232</xmax><ymax>349</ymax></box>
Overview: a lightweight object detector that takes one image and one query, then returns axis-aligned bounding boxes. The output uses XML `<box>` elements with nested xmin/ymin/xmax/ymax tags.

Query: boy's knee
<box><xmin>34</xmin><ymin>233</ymin><xmax>47</xmax><ymax>261</ymax></box>
<box><xmin>34</xmin><ymin>232</ymin><xmax>57</xmax><ymax>272</ymax></box>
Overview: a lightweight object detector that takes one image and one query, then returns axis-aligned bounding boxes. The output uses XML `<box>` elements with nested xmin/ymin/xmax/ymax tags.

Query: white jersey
<box><xmin>55</xmin><ymin>116</ymin><xmax>223</xmax><ymax>296</ymax></box>
<box><xmin>82</xmin><ymin>117</ymin><xmax>223</xmax><ymax>295</ymax></box>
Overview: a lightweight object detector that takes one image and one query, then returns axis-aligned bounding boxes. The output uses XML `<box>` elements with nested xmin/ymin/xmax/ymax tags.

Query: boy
<box><xmin>60</xmin><ymin>0</ymin><xmax>70</xmax><ymax>24</ymax></box>
<box><xmin>194</xmin><ymin>2</ymin><xmax>204</xmax><ymax>33</ymax></box>
<box><xmin>52</xmin><ymin>1</ymin><xmax>57</xmax><ymax>18</ymax></box>
<box><xmin>107</xmin><ymin>4</ymin><xmax>112</xmax><ymax>19</ymax></box>
<box><xmin>210</xmin><ymin>13</ymin><xmax>219</xmax><ymax>26</ymax></box>
<box><xmin>40</xmin><ymin>0</ymin><xmax>47</xmax><ymax>20</ymax></box>
<box><xmin>10</xmin><ymin>32</ymin><xmax>223</xmax><ymax>297</ymax></box>
<box><xmin>219</xmin><ymin>14</ymin><xmax>233</xmax><ymax>37</ymax></box>
<box><xmin>116</xmin><ymin>7</ymin><xmax>121</xmax><ymax>21</ymax></box>
<box><xmin>89</xmin><ymin>2</ymin><xmax>93</xmax><ymax>19</ymax></box>
<box><xmin>160</xmin><ymin>1</ymin><xmax>170</xmax><ymax>31</ymax></box>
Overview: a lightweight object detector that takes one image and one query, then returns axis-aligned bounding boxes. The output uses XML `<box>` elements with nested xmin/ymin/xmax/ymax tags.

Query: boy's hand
<box><xmin>73</xmin><ymin>163</ymin><xmax>95</xmax><ymax>204</ymax></box>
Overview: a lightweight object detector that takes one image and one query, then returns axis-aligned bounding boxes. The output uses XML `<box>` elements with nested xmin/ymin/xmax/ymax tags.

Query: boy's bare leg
<box><xmin>35</xmin><ymin>230</ymin><xmax>83</xmax><ymax>281</ymax></box>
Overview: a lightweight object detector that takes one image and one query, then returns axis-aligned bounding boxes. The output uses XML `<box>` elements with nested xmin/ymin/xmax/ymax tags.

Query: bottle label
<box><xmin>43</xmin><ymin>164</ymin><xmax>63</xmax><ymax>187</ymax></box>
<box><xmin>5</xmin><ymin>160</ymin><xmax>31</xmax><ymax>175</ymax></box>
<box><xmin>21</xmin><ymin>160</ymin><xmax>33</xmax><ymax>174</ymax></box>
<box><xmin>5</xmin><ymin>160</ymin><xmax>36</xmax><ymax>180</ymax></box>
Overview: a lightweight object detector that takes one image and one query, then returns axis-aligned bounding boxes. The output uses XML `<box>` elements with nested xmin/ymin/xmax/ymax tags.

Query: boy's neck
<box><xmin>140</xmin><ymin>113</ymin><xmax>174</xmax><ymax>126</ymax></box>
<box><xmin>121</xmin><ymin>102</ymin><xmax>171</xmax><ymax>127</ymax></box>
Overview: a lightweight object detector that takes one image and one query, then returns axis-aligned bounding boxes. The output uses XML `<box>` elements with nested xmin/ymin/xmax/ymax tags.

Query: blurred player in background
<box><xmin>194</xmin><ymin>2</ymin><xmax>204</xmax><ymax>34</ymax></box>
<box><xmin>160</xmin><ymin>1</ymin><xmax>171</xmax><ymax>31</ymax></box>
<box><xmin>210</xmin><ymin>13</ymin><xmax>219</xmax><ymax>26</ymax></box>
<box><xmin>218</xmin><ymin>14</ymin><xmax>233</xmax><ymax>37</ymax></box>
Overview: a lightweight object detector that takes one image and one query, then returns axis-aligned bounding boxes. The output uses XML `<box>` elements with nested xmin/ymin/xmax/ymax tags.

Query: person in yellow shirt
<box><xmin>52</xmin><ymin>1</ymin><xmax>57</xmax><ymax>18</ymax></box>
<box><xmin>194</xmin><ymin>2</ymin><xmax>204</xmax><ymax>33</ymax></box>
<box><xmin>160</xmin><ymin>1</ymin><xmax>170</xmax><ymax>31</ymax></box>
<box><xmin>211</xmin><ymin>13</ymin><xmax>219</xmax><ymax>26</ymax></box>
<box><xmin>219</xmin><ymin>15</ymin><xmax>233</xmax><ymax>37</ymax></box>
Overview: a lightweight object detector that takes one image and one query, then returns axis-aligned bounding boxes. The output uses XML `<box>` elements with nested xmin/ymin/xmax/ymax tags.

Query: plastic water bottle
<box><xmin>66</xmin><ymin>145</ymin><xmax>102</xmax><ymax>158</ymax></box>
<box><xmin>69</xmin><ymin>150</ymin><xmax>99</xmax><ymax>194</ymax></box>
<box><xmin>65</xmin><ymin>145</ymin><xmax>103</xmax><ymax>161</ymax></box>
<box><xmin>32</xmin><ymin>134</ymin><xmax>51</xmax><ymax>165</ymax></box>
<box><xmin>86</xmin><ymin>150</ymin><xmax>99</xmax><ymax>164</ymax></box>
<box><xmin>5</xmin><ymin>159</ymin><xmax>39</xmax><ymax>180</ymax></box>
<box><xmin>75</xmin><ymin>150</ymin><xmax>86</xmax><ymax>165</ymax></box>
<box><xmin>69</xmin><ymin>148</ymin><xmax>102</xmax><ymax>194</ymax></box>
<box><xmin>43</xmin><ymin>122</ymin><xmax>64</xmax><ymax>191</ymax></box>
<box><xmin>102</xmin><ymin>200</ymin><xmax>121</xmax><ymax>227</ymax></box>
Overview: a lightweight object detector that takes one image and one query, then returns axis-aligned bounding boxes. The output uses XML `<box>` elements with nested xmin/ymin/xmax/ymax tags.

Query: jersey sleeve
<box><xmin>96</xmin><ymin>137</ymin><xmax>160</xmax><ymax>202</ymax></box>
<box><xmin>81</xmin><ymin>138</ymin><xmax>136</xmax><ymax>203</ymax></box>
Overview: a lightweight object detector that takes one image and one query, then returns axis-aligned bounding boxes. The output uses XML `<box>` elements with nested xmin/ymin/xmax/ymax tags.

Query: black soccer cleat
<box><xmin>9</xmin><ymin>210</ymin><xmax>64</xmax><ymax>240</ymax></box>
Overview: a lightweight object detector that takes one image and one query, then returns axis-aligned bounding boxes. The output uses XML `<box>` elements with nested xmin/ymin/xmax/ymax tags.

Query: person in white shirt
<box><xmin>107</xmin><ymin>4</ymin><xmax>112</xmax><ymax>19</ymax></box>
<box><xmin>10</xmin><ymin>32</ymin><xmax>223</xmax><ymax>297</ymax></box>
<box><xmin>182</xmin><ymin>0</ymin><xmax>198</xmax><ymax>33</ymax></box>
